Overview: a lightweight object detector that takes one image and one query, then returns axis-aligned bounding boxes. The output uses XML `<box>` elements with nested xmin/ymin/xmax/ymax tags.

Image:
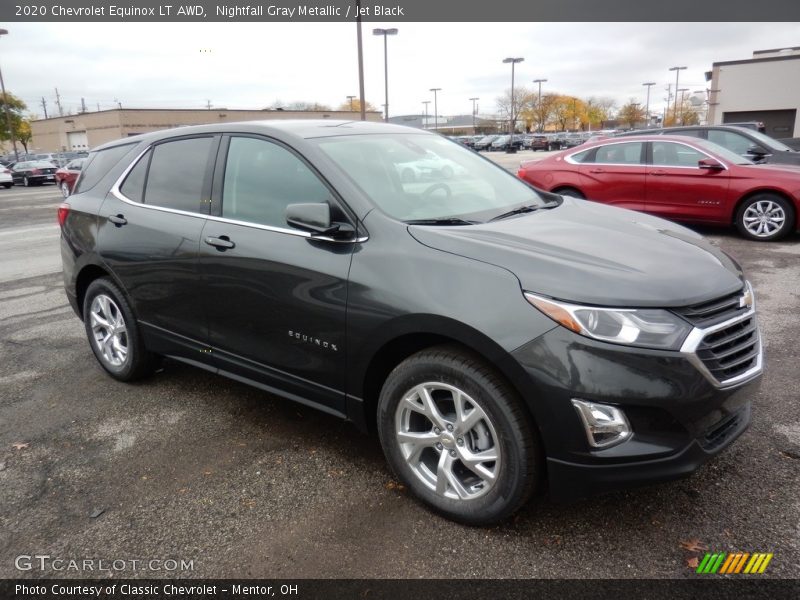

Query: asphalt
<box><xmin>0</xmin><ymin>177</ymin><xmax>798</xmax><ymax>580</ymax></box>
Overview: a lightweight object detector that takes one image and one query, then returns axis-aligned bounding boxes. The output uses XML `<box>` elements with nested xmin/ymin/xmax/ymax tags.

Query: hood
<box><xmin>408</xmin><ymin>198</ymin><xmax>743</xmax><ymax>308</ymax></box>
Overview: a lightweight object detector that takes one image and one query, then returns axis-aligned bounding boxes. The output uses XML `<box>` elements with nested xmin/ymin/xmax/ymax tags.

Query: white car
<box><xmin>396</xmin><ymin>151</ymin><xmax>467</xmax><ymax>182</ymax></box>
<box><xmin>0</xmin><ymin>166</ymin><xmax>13</xmax><ymax>189</ymax></box>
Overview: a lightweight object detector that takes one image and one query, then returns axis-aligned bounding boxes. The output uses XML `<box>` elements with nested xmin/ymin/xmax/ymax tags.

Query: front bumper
<box><xmin>510</xmin><ymin>325</ymin><xmax>762</xmax><ymax>501</ymax></box>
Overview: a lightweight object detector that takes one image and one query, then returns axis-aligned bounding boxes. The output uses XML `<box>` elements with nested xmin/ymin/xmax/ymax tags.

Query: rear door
<box><xmin>644</xmin><ymin>140</ymin><xmax>730</xmax><ymax>222</ymax></box>
<box><xmin>575</xmin><ymin>141</ymin><xmax>646</xmax><ymax>210</ymax></box>
<box><xmin>97</xmin><ymin>135</ymin><xmax>218</xmax><ymax>356</ymax></box>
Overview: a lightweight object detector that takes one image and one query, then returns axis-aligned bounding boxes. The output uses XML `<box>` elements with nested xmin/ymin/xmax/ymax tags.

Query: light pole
<box><xmin>502</xmin><ymin>57</ymin><xmax>524</xmax><ymax>153</ymax></box>
<box><xmin>668</xmin><ymin>66</ymin><xmax>686</xmax><ymax>125</ymax></box>
<box><xmin>373</xmin><ymin>28</ymin><xmax>398</xmax><ymax>122</ymax></box>
<box><xmin>533</xmin><ymin>78</ymin><xmax>547</xmax><ymax>132</ymax></box>
<box><xmin>355</xmin><ymin>1</ymin><xmax>366</xmax><ymax>121</ymax></box>
<box><xmin>429</xmin><ymin>88</ymin><xmax>441</xmax><ymax>132</ymax></box>
<box><xmin>0</xmin><ymin>29</ymin><xmax>18</xmax><ymax>161</ymax></box>
<box><xmin>469</xmin><ymin>97</ymin><xmax>479</xmax><ymax>134</ymax></box>
<box><xmin>346</xmin><ymin>95</ymin><xmax>356</xmax><ymax>112</ymax></box>
<box><xmin>678</xmin><ymin>88</ymin><xmax>689</xmax><ymax>125</ymax></box>
<box><xmin>642</xmin><ymin>82</ymin><xmax>656</xmax><ymax>128</ymax></box>
<box><xmin>422</xmin><ymin>101</ymin><xmax>430</xmax><ymax>129</ymax></box>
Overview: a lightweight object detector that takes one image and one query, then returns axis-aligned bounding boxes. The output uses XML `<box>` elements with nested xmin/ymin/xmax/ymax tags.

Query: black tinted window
<box><xmin>120</xmin><ymin>150</ymin><xmax>151</xmax><ymax>203</ymax></box>
<box><xmin>73</xmin><ymin>143</ymin><xmax>136</xmax><ymax>194</ymax></box>
<box><xmin>145</xmin><ymin>137</ymin><xmax>213</xmax><ymax>212</ymax></box>
<box><xmin>222</xmin><ymin>136</ymin><xmax>330</xmax><ymax>227</ymax></box>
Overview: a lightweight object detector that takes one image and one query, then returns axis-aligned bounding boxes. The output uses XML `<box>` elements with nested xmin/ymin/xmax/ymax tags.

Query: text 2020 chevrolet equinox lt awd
<box><xmin>60</xmin><ymin>121</ymin><xmax>763</xmax><ymax>524</ymax></box>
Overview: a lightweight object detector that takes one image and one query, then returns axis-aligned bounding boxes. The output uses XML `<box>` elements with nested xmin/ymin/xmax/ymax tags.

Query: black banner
<box><xmin>3</xmin><ymin>0</ymin><xmax>800</xmax><ymax>22</ymax></box>
<box><xmin>2</xmin><ymin>579</ymin><xmax>800</xmax><ymax>600</ymax></box>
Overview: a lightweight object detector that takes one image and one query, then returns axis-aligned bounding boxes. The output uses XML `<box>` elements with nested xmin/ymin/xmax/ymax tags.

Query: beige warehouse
<box><xmin>30</xmin><ymin>107</ymin><xmax>381</xmax><ymax>153</ymax></box>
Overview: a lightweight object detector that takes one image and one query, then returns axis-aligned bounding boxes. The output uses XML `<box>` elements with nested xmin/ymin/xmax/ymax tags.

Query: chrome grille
<box><xmin>696</xmin><ymin>316</ymin><xmax>759</xmax><ymax>382</ymax></box>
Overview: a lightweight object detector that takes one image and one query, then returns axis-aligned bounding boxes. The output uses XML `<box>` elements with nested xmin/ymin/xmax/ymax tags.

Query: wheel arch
<box><xmin>351</xmin><ymin>315</ymin><xmax>545</xmax><ymax>444</ymax></box>
<box><xmin>74</xmin><ymin>263</ymin><xmax>123</xmax><ymax>319</ymax></box>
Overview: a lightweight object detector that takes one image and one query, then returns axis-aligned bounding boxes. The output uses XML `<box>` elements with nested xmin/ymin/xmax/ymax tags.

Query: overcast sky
<box><xmin>3</xmin><ymin>22</ymin><xmax>799</xmax><ymax>119</ymax></box>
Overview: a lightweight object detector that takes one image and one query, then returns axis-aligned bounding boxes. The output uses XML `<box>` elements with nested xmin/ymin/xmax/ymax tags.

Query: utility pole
<box><xmin>80</xmin><ymin>97</ymin><xmax>87</xmax><ymax>113</ymax></box>
<box><xmin>96</xmin><ymin>102</ymin><xmax>100</xmax><ymax>111</ymax></box>
<box><xmin>422</xmin><ymin>100</ymin><xmax>430</xmax><ymax>129</ymax></box>
<box><xmin>668</xmin><ymin>66</ymin><xmax>686</xmax><ymax>125</ymax></box>
<box><xmin>356</xmin><ymin>0</ymin><xmax>366</xmax><ymax>121</ymax></box>
<box><xmin>55</xmin><ymin>87</ymin><xmax>63</xmax><ymax>116</ymax></box>
<box><xmin>206</xmin><ymin>99</ymin><xmax>212</xmax><ymax>109</ymax></box>
<box><xmin>642</xmin><ymin>82</ymin><xmax>656</xmax><ymax>128</ymax></box>
<box><xmin>40</xmin><ymin>96</ymin><xmax>48</xmax><ymax>119</ymax></box>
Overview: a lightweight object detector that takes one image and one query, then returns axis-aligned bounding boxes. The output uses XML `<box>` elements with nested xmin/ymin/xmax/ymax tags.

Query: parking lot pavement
<box><xmin>0</xmin><ymin>186</ymin><xmax>798</xmax><ymax>579</ymax></box>
<box><xmin>484</xmin><ymin>148</ymin><xmax>558</xmax><ymax>172</ymax></box>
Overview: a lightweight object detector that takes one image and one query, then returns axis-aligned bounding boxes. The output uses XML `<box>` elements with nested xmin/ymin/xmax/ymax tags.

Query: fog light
<box><xmin>571</xmin><ymin>399</ymin><xmax>632</xmax><ymax>449</ymax></box>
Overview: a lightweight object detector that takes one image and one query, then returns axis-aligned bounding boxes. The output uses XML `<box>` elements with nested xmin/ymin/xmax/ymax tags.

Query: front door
<box><xmin>577</xmin><ymin>141</ymin><xmax>646</xmax><ymax>210</ymax></box>
<box><xmin>198</xmin><ymin>135</ymin><xmax>356</xmax><ymax>416</ymax></box>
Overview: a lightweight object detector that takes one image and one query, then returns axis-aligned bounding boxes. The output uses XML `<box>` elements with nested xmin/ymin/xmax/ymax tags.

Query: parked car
<box><xmin>561</xmin><ymin>133</ymin><xmax>584</xmax><ymax>148</ymax></box>
<box><xmin>55</xmin><ymin>158</ymin><xmax>85</xmax><ymax>197</ymax></box>
<box><xmin>518</xmin><ymin>134</ymin><xmax>800</xmax><ymax>241</ymax></box>
<box><xmin>60</xmin><ymin>121</ymin><xmax>762</xmax><ymax>525</ymax></box>
<box><xmin>490</xmin><ymin>135</ymin><xmax>524</xmax><ymax>151</ymax></box>
<box><xmin>616</xmin><ymin>125</ymin><xmax>800</xmax><ymax>166</ymax></box>
<box><xmin>473</xmin><ymin>135</ymin><xmax>499</xmax><ymax>151</ymax></box>
<box><xmin>11</xmin><ymin>160</ymin><xmax>58</xmax><ymax>186</ymax></box>
<box><xmin>0</xmin><ymin>166</ymin><xmax>12</xmax><ymax>188</ymax></box>
<box><xmin>395</xmin><ymin>150</ymin><xmax>465</xmax><ymax>182</ymax></box>
<box><xmin>528</xmin><ymin>135</ymin><xmax>550</xmax><ymax>151</ymax></box>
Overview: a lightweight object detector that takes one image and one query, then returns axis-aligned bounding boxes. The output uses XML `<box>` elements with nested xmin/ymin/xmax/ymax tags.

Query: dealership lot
<box><xmin>0</xmin><ymin>181</ymin><xmax>798</xmax><ymax>578</ymax></box>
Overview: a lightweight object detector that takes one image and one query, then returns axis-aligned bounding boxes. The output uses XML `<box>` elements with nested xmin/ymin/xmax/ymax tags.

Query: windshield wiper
<box><xmin>404</xmin><ymin>217</ymin><xmax>478</xmax><ymax>226</ymax></box>
<box><xmin>489</xmin><ymin>204</ymin><xmax>541</xmax><ymax>222</ymax></box>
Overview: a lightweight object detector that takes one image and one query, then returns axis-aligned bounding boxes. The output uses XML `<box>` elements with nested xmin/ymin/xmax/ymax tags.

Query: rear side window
<box><xmin>119</xmin><ymin>150</ymin><xmax>151</xmax><ymax>203</ymax></box>
<box><xmin>594</xmin><ymin>142</ymin><xmax>644</xmax><ymax>165</ymax></box>
<box><xmin>707</xmin><ymin>130</ymin><xmax>753</xmax><ymax>156</ymax></box>
<box><xmin>144</xmin><ymin>137</ymin><xmax>213</xmax><ymax>212</ymax></box>
<box><xmin>73</xmin><ymin>143</ymin><xmax>136</xmax><ymax>195</ymax></box>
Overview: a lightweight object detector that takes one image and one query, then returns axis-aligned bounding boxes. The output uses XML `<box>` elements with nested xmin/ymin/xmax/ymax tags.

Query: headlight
<box><xmin>524</xmin><ymin>292</ymin><xmax>692</xmax><ymax>351</ymax></box>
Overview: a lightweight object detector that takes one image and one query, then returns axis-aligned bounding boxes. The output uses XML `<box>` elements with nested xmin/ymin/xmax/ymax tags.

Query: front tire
<box><xmin>553</xmin><ymin>187</ymin><xmax>585</xmax><ymax>199</ymax></box>
<box><xmin>83</xmin><ymin>278</ymin><xmax>157</xmax><ymax>381</ymax></box>
<box><xmin>735</xmin><ymin>194</ymin><xmax>794</xmax><ymax>241</ymax></box>
<box><xmin>377</xmin><ymin>346</ymin><xmax>540</xmax><ymax>525</ymax></box>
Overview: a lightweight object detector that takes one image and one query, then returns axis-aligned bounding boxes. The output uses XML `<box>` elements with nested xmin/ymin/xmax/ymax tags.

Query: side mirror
<box><xmin>747</xmin><ymin>144</ymin><xmax>768</xmax><ymax>156</ymax></box>
<box><xmin>698</xmin><ymin>158</ymin><xmax>725</xmax><ymax>170</ymax></box>
<box><xmin>286</xmin><ymin>203</ymin><xmax>338</xmax><ymax>235</ymax></box>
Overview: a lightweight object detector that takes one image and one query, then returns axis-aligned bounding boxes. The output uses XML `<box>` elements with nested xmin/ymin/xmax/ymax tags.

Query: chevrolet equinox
<box><xmin>60</xmin><ymin>120</ymin><xmax>763</xmax><ymax>524</ymax></box>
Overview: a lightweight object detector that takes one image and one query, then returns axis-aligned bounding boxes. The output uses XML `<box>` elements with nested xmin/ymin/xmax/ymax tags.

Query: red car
<box><xmin>518</xmin><ymin>135</ymin><xmax>800</xmax><ymax>241</ymax></box>
<box><xmin>55</xmin><ymin>158</ymin><xmax>85</xmax><ymax>198</ymax></box>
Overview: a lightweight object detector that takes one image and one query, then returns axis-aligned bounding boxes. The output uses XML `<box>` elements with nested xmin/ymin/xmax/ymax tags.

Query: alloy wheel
<box><xmin>394</xmin><ymin>382</ymin><xmax>501</xmax><ymax>501</ymax></box>
<box><xmin>89</xmin><ymin>294</ymin><xmax>129</xmax><ymax>368</ymax></box>
<box><xmin>742</xmin><ymin>200</ymin><xmax>786</xmax><ymax>238</ymax></box>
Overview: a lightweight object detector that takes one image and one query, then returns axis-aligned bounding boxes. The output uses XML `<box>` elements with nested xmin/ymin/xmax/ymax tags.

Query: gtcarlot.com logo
<box><xmin>15</xmin><ymin>555</ymin><xmax>194</xmax><ymax>572</ymax></box>
<box><xmin>696</xmin><ymin>551</ymin><xmax>773</xmax><ymax>574</ymax></box>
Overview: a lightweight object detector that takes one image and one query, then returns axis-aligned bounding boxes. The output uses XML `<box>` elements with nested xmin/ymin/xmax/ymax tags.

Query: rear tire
<box><xmin>735</xmin><ymin>193</ymin><xmax>794</xmax><ymax>241</ymax></box>
<box><xmin>377</xmin><ymin>345</ymin><xmax>541</xmax><ymax>525</ymax></box>
<box><xmin>83</xmin><ymin>278</ymin><xmax>158</xmax><ymax>382</ymax></box>
<box><xmin>23</xmin><ymin>176</ymin><xmax>30</xmax><ymax>187</ymax></box>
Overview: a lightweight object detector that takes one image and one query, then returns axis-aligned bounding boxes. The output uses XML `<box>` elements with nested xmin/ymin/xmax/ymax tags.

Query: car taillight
<box><xmin>57</xmin><ymin>203</ymin><xmax>70</xmax><ymax>227</ymax></box>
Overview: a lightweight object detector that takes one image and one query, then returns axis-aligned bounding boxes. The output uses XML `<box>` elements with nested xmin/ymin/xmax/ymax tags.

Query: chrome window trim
<box><xmin>563</xmin><ymin>139</ymin><xmax>731</xmax><ymax>171</ymax></box>
<box><xmin>110</xmin><ymin>144</ymin><xmax>368</xmax><ymax>243</ymax></box>
<box><xmin>564</xmin><ymin>140</ymin><xmax>646</xmax><ymax>166</ymax></box>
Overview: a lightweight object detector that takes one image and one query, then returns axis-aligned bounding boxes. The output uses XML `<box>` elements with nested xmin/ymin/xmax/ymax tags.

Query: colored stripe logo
<box><xmin>696</xmin><ymin>552</ymin><xmax>773</xmax><ymax>574</ymax></box>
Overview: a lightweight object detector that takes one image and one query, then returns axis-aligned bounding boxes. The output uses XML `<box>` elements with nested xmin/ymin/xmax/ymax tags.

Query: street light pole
<box><xmin>429</xmin><ymin>88</ymin><xmax>441</xmax><ymax>132</ymax></box>
<box><xmin>533</xmin><ymin>78</ymin><xmax>547</xmax><ymax>132</ymax></box>
<box><xmin>373</xmin><ymin>28</ymin><xmax>398</xmax><ymax>122</ymax></box>
<box><xmin>346</xmin><ymin>95</ymin><xmax>356</xmax><ymax>112</ymax></box>
<box><xmin>642</xmin><ymin>82</ymin><xmax>656</xmax><ymax>128</ymax></box>
<box><xmin>355</xmin><ymin>1</ymin><xmax>366</xmax><ymax>121</ymax></box>
<box><xmin>422</xmin><ymin>101</ymin><xmax>430</xmax><ymax>129</ymax></box>
<box><xmin>668</xmin><ymin>66</ymin><xmax>686</xmax><ymax>125</ymax></box>
<box><xmin>469</xmin><ymin>97</ymin><xmax>479</xmax><ymax>134</ymax></box>
<box><xmin>503</xmin><ymin>57</ymin><xmax>524</xmax><ymax>153</ymax></box>
<box><xmin>0</xmin><ymin>29</ymin><xmax>19</xmax><ymax>161</ymax></box>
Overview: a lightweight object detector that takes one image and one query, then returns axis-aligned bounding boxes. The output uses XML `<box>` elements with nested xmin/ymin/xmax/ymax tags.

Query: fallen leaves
<box><xmin>686</xmin><ymin>556</ymin><xmax>699</xmax><ymax>569</ymax></box>
<box><xmin>12</xmin><ymin>442</ymin><xmax>29</xmax><ymax>450</ymax></box>
<box><xmin>385</xmin><ymin>480</ymin><xmax>406</xmax><ymax>492</ymax></box>
<box><xmin>680</xmin><ymin>538</ymin><xmax>708</xmax><ymax>552</ymax></box>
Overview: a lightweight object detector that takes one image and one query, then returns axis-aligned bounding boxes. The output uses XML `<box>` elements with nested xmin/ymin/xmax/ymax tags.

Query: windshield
<box><xmin>315</xmin><ymin>133</ymin><xmax>547</xmax><ymax>222</ymax></box>
<box><xmin>738</xmin><ymin>129</ymin><xmax>794</xmax><ymax>152</ymax></box>
<box><xmin>693</xmin><ymin>139</ymin><xmax>755</xmax><ymax>165</ymax></box>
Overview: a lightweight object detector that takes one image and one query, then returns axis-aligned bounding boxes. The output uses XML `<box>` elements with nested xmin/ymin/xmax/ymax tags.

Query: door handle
<box><xmin>204</xmin><ymin>235</ymin><xmax>235</xmax><ymax>250</ymax></box>
<box><xmin>649</xmin><ymin>170</ymin><xmax>667</xmax><ymax>176</ymax></box>
<box><xmin>588</xmin><ymin>168</ymin><xmax>605</xmax><ymax>174</ymax></box>
<box><xmin>108</xmin><ymin>214</ymin><xmax>127</xmax><ymax>226</ymax></box>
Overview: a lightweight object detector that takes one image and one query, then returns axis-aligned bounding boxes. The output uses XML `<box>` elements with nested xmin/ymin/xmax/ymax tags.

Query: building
<box><xmin>388</xmin><ymin>114</ymin><xmax>499</xmax><ymax>135</ymax></box>
<box><xmin>706</xmin><ymin>47</ymin><xmax>800</xmax><ymax>138</ymax></box>
<box><xmin>29</xmin><ymin>108</ymin><xmax>381</xmax><ymax>153</ymax></box>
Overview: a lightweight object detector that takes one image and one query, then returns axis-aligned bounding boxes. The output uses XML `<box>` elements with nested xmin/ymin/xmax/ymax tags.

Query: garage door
<box><xmin>723</xmin><ymin>109</ymin><xmax>797</xmax><ymax>137</ymax></box>
<box><xmin>66</xmin><ymin>131</ymin><xmax>89</xmax><ymax>151</ymax></box>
